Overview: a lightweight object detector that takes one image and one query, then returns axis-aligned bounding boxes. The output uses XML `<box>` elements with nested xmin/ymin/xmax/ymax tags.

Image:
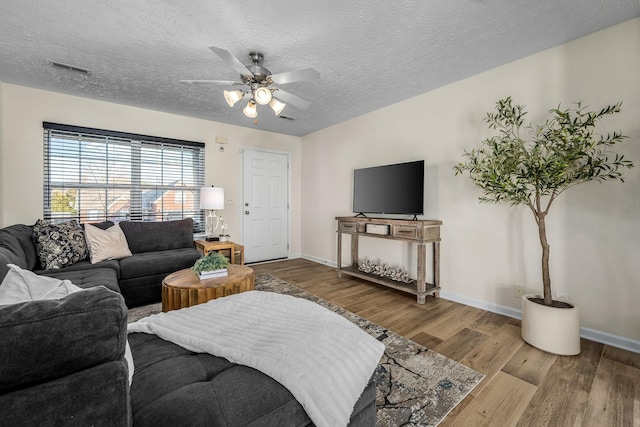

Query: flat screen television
<box><xmin>353</xmin><ymin>160</ymin><xmax>424</xmax><ymax>217</ymax></box>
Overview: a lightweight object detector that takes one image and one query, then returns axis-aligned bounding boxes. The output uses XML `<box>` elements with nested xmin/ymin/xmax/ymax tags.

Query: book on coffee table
<box><xmin>198</xmin><ymin>269</ymin><xmax>228</xmax><ymax>279</ymax></box>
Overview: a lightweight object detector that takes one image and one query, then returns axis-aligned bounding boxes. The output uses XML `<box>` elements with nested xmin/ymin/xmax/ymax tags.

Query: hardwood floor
<box><xmin>251</xmin><ymin>258</ymin><xmax>640</xmax><ymax>427</ymax></box>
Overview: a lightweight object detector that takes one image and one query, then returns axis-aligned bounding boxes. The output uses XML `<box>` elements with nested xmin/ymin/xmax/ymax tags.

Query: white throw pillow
<box><xmin>0</xmin><ymin>263</ymin><xmax>81</xmax><ymax>304</ymax></box>
<box><xmin>0</xmin><ymin>264</ymin><xmax>134</xmax><ymax>384</ymax></box>
<box><xmin>84</xmin><ymin>223</ymin><xmax>132</xmax><ymax>264</ymax></box>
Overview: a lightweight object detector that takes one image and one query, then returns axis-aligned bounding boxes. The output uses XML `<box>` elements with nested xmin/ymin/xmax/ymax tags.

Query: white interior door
<box><xmin>242</xmin><ymin>149</ymin><xmax>289</xmax><ymax>263</ymax></box>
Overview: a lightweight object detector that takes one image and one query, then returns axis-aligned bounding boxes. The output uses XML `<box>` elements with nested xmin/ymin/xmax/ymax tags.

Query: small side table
<box><xmin>194</xmin><ymin>239</ymin><xmax>245</xmax><ymax>265</ymax></box>
<box><xmin>161</xmin><ymin>265</ymin><xmax>255</xmax><ymax>312</ymax></box>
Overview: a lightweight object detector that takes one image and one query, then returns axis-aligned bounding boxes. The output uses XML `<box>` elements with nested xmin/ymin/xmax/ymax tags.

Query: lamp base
<box><xmin>205</xmin><ymin>236</ymin><xmax>220</xmax><ymax>242</ymax></box>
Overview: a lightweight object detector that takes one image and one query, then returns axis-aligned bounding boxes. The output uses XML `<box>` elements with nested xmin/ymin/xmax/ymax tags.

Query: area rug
<box><xmin>128</xmin><ymin>273</ymin><xmax>484</xmax><ymax>426</ymax></box>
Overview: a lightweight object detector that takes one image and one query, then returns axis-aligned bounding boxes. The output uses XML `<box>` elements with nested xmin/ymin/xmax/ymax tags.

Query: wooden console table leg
<box><xmin>433</xmin><ymin>241</ymin><xmax>440</xmax><ymax>298</ymax></box>
<box><xmin>336</xmin><ymin>232</ymin><xmax>342</xmax><ymax>277</ymax></box>
<box><xmin>350</xmin><ymin>234</ymin><xmax>359</xmax><ymax>267</ymax></box>
<box><xmin>417</xmin><ymin>243</ymin><xmax>426</xmax><ymax>304</ymax></box>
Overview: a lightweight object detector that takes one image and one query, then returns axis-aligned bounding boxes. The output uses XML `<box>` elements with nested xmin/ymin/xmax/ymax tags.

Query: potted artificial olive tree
<box><xmin>454</xmin><ymin>97</ymin><xmax>633</xmax><ymax>355</ymax></box>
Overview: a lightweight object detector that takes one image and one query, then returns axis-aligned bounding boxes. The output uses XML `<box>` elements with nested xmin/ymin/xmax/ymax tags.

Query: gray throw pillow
<box><xmin>32</xmin><ymin>219</ymin><xmax>89</xmax><ymax>270</ymax></box>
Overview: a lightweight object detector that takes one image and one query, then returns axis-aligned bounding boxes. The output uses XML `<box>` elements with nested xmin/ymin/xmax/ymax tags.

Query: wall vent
<box><xmin>49</xmin><ymin>61</ymin><xmax>91</xmax><ymax>75</ymax></box>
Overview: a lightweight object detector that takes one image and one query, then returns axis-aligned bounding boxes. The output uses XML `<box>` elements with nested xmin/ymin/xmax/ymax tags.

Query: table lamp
<box><xmin>200</xmin><ymin>186</ymin><xmax>224</xmax><ymax>241</ymax></box>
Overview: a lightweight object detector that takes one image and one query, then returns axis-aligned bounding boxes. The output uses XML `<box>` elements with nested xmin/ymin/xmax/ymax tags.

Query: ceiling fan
<box><xmin>180</xmin><ymin>46</ymin><xmax>320</xmax><ymax>119</ymax></box>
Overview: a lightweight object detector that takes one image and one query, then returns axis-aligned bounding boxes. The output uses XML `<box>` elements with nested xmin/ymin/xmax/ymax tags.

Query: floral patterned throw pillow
<box><xmin>32</xmin><ymin>220</ymin><xmax>89</xmax><ymax>270</ymax></box>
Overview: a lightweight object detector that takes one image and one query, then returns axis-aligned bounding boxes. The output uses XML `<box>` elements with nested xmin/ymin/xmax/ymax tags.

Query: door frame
<box><xmin>239</xmin><ymin>146</ymin><xmax>291</xmax><ymax>262</ymax></box>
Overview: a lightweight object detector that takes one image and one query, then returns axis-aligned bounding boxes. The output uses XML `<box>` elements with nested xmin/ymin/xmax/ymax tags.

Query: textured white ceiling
<box><xmin>0</xmin><ymin>1</ymin><xmax>638</xmax><ymax>137</ymax></box>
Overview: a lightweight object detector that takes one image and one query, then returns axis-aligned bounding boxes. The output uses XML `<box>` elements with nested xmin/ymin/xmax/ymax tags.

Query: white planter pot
<box><xmin>198</xmin><ymin>268</ymin><xmax>228</xmax><ymax>279</ymax></box>
<box><xmin>521</xmin><ymin>294</ymin><xmax>581</xmax><ymax>355</ymax></box>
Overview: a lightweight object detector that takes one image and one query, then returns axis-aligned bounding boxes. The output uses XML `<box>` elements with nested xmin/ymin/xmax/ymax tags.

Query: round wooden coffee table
<box><xmin>161</xmin><ymin>265</ymin><xmax>255</xmax><ymax>312</ymax></box>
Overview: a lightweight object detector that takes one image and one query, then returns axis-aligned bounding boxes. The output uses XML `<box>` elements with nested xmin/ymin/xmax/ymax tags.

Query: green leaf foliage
<box><xmin>192</xmin><ymin>252</ymin><xmax>230</xmax><ymax>273</ymax></box>
<box><xmin>51</xmin><ymin>189</ymin><xmax>78</xmax><ymax>214</ymax></box>
<box><xmin>454</xmin><ymin>97</ymin><xmax>633</xmax><ymax>305</ymax></box>
<box><xmin>454</xmin><ymin>97</ymin><xmax>633</xmax><ymax>216</ymax></box>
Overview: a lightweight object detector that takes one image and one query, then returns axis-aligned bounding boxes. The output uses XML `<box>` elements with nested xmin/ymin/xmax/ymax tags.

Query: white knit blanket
<box><xmin>128</xmin><ymin>291</ymin><xmax>385</xmax><ymax>427</ymax></box>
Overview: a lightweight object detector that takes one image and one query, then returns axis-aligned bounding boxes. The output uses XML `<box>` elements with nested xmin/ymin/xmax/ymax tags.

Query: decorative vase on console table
<box><xmin>218</xmin><ymin>217</ymin><xmax>229</xmax><ymax>243</ymax></box>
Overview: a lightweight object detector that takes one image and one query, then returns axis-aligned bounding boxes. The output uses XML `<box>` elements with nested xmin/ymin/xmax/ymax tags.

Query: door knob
<box><xmin>245</xmin><ymin>210</ymin><xmax>250</xmax><ymax>215</ymax></box>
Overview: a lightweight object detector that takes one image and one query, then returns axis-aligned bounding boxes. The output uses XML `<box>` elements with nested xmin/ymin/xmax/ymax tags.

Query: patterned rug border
<box><xmin>128</xmin><ymin>273</ymin><xmax>484</xmax><ymax>426</ymax></box>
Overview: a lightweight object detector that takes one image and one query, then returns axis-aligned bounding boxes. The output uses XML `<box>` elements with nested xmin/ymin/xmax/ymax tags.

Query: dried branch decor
<box><xmin>358</xmin><ymin>259</ymin><xmax>412</xmax><ymax>283</ymax></box>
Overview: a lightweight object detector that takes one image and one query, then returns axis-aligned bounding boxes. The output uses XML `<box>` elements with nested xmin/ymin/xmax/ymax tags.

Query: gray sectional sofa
<box><xmin>0</xmin><ymin>218</ymin><xmax>377</xmax><ymax>425</ymax></box>
<box><xmin>0</xmin><ymin>286</ymin><xmax>376</xmax><ymax>426</ymax></box>
<box><xmin>0</xmin><ymin>218</ymin><xmax>201</xmax><ymax>307</ymax></box>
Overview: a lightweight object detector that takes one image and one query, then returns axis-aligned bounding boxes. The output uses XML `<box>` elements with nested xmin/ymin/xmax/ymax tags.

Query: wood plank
<box><xmin>502</xmin><ymin>342</ymin><xmax>557</xmax><ymax>386</ymax></box>
<box><xmin>421</xmin><ymin>304</ymin><xmax>492</xmax><ymax>341</ymax></box>
<box><xmin>461</xmin><ymin>323</ymin><xmax>524</xmax><ymax>395</ymax></box>
<box><xmin>516</xmin><ymin>363</ymin><xmax>592</xmax><ymax>426</ymax></box>
<box><xmin>582</xmin><ymin>358</ymin><xmax>640</xmax><ymax>427</ymax></box>
<box><xmin>602</xmin><ymin>345</ymin><xmax>640</xmax><ymax>369</ymax></box>
<box><xmin>408</xmin><ymin>331</ymin><xmax>443</xmax><ymax>349</ymax></box>
<box><xmin>433</xmin><ymin>328</ymin><xmax>488</xmax><ymax>362</ymax></box>
<box><xmin>469</xmin><ymin>311</ymin><xmax>515</xmax><ymax>337</ymax></box>
<box><xmin>553</xmin><ymin>338</ymin><xmax>603</xmax><ymax>382</ymax></box>
<box><xmin>438</xmin><ymin>393</ymin><xmax>474</xmax><ymax>426</ymax></box>
<box><xmin>445</xmin><ymin>371</ymin><xmax>537</xmax><ymax>427</ymax></box>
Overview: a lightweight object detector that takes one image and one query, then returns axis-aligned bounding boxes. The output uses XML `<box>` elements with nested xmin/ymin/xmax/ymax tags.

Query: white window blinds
<box><xmin>43</xmin><ymin>122</ymin><xmax>205</xmax><ymax>232</ymax></box>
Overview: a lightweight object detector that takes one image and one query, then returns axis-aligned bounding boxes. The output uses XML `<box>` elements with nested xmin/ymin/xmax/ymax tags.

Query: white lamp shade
<box><xmin>223</xmin><ymin>90</ymin><xmax>244</xmax><ymax>107</ymax></box>
<box><xmin>200</xmin><ymin>186</ymin><xmax>225</xmax><ymax>210</ymax></box>
<box><xmin>243</xmin><ymin>100</ymin><xmax>258</xmax><ymax>118</ymax></box>
<box><xmin>269</xmin><ymin>98</ymin><xmax>286</xmax><ymax>116</ymax></box>
<box><xmin>254</xmin><ymin>86</ymin><xmax>272</xmax><ymax>105</ymax></box>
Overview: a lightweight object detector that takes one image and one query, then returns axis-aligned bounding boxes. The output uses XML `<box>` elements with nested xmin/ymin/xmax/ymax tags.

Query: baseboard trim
<box><xmin>440</xmin><ymin>290</ymin><xmax>640</xmax><ymax>354</ymax></box>
<box><xmin>579</xmin><ymin>327</ymin><xmax>640</xmax><ymax>354</ymax></box>
<box><xmin>439</xmin><ymin>291</ymin><xmax>523</xmax><ymax>320</ymax></box>
<box><xmin>301</xmin><ymin>254</ymin><xmax>639</xmax><ymax>354</ymax></box>
<box><xmin>301</xmin><ymin>254</ymin><xmax>337</xmax><ymax>268</ymax></box>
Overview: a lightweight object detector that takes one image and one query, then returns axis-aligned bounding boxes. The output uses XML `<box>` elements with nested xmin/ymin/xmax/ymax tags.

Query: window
<box><xmin>43</xmin><ymin>122</ymin><xmax>205</xmax><ymax>232</ymax></box>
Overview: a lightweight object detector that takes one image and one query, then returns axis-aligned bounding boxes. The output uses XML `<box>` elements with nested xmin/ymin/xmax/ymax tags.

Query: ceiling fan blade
<box><xmin>209</xmin><ymin>46</ymin><xmax>254</xmax><ymax>77</ymax></box>
<box><xmin>179</xmin><ymin>80</ymin><xmax>244</xmax><ymax>85</ymax></box>
<box><xmin>273</xmin><ymin>88</ymin><xmax>311</xmax><ymax>110</ymax></box>
<box><xmin>270</xmin><ymin>68</ymin><xmax>320</xmax><ymax>85</ymax></box>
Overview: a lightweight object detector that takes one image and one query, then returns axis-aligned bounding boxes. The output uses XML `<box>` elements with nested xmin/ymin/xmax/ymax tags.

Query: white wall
<box><xmin>301</xmin><ymin>19</ymin><xmax>640</xmax><ymax>348</ymax></box>
<box><xmin>0</xmin><ymin>85</ymin><xmax>303</xmax><ymax>257</ymax></box>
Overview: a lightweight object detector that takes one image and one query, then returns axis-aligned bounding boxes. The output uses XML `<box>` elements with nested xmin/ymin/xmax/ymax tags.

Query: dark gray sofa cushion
<box><xmin>0</xmin><ymin>245</ymin><xmax>26</xmax><ymax>282</ymax></box>
<box><xmin>0</xmin><ymin>361</ymin><xmax>130</xmax><ymax>427</ymax></box>
<box><xmin>120</xmin><ymin>218</ymin><xmax>194</xmax><ymax>253</ymax></box>
<box><xmin>38</xmin><ymin>268</ymin><xmax>121</xmax><ymax>293</ymax></box>
<box><xmin>0</xmin><ymin>286</ymin><xmax>130</xmax><ymax>426</ymax></box>
<box><xmin>0</xmin><ymin>227</ymin><xmax>33</xmax><ymax>281</ymax></box>
<box><xmin>118</xmin><ymin>248</ymin><xmax>200</xmax><ymax>307</ymax></box>
<box><xmin>34</xmin><ymin>258</ymin><xmax>121</xmax><ymax>279</ymax></box>
<box><xmin>128</xmin><ymin>333</ymin><xmax>376</xmax><ymax>427</ymax></box>
<box><xmin>0</xmin><ymin>286</ymin><xmax>128</xmax><ymax>392</ymax></box>
<box><xmin>118</xmin><ymin>248</ymin><xmax>200</xmax><ymax>280</ymax></box>
<box><xmin>0</xmin><ymin>225</ymin><xmax>39</xmax><ymax>269</ymax></box>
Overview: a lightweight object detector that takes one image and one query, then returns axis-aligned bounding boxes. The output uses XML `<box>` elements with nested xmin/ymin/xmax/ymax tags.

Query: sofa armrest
<box><xmin>0</xmin><ymin>286</ymin><xmax>128</xmax><ymax>393</ymax></box>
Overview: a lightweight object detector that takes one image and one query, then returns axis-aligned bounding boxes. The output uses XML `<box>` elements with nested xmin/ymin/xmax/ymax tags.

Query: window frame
<box><xmin>43</xmin><ymin>122</ymin><xmax>205</xmax><ymax>231</ymax></box>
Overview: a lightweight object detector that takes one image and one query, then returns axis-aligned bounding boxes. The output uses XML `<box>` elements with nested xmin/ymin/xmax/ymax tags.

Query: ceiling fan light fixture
<box><xmin>223</xmin><ymin>89</ymin><xmax>244</xmax><ymax>107</ymax></box>
<box><xmin>254</xmin><ymin>86</ymin><xmax>272</xmax><ymax>105</ymax></box>
<box><xmin>243</xmin><ymin>100</ymin><xmax>258</xmax><ymax>118</ymax></box>
<box><xmin>269</xmin><ymin>98</ymin><xmax>286</xmax><ymax>116</ymax></box>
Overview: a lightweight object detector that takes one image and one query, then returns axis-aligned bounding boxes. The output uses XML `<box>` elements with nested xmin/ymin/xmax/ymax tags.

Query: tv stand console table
<box><xmin>335</xmin><ymin>217</ymin><xmax>442</xmax><ymax>304</ymax></box>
